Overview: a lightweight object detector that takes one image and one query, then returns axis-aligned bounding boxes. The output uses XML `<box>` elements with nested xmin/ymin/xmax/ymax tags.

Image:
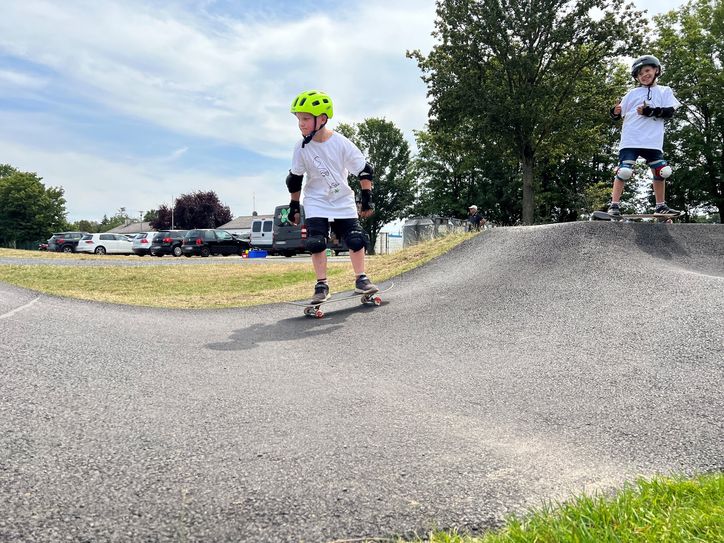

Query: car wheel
<box><xmin>200</xmin><ymin>247</ymin><xmax>210</xmax><ymax>257</ymax></box>
<box><xmin>94</xmin><ymin>246</ymin><xmax>106</xmax><ymax>255</ymax></box>
<box><xmin>62</xmin><ymin>245</ymin><xmax>73</xmax><ymax>253</ymax></box>
<box><xmin>184</xmin><ymin>253</ymin><xmax>192</xmax><ymax>258</ymax></box>
<box><xmin>155</xmin><ymin>252</ymin><xmax>163</xmax><ymax>257</ymax></box>
<box><xmin>172</xmin><ymin>246</ymin><xmax>183</xmax><ymax>257</ymax></box>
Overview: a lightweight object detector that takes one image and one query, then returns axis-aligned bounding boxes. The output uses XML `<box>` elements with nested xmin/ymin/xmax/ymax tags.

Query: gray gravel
<box><xmin>1</xmin><ymin>222</ymin><xmax>722</xmax><ymax>542</ymax></box>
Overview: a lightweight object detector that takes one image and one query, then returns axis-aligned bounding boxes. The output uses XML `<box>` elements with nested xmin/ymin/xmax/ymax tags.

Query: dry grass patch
<box><xmin>0</xmin><ymin>232</ymin><xmax>477</xmax><ymax>308</ymax></box>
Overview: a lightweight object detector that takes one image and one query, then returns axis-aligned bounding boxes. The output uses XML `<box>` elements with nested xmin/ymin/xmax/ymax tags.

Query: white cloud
<box><xmin>0</xmin><ymin>69</ymin><xmax>47</xmax><ymax>90</ymax></box>
<box><xmin>0</xmin><ymin>138</ymin><xmax>281</xmax><ymax>221</ymax></box>
<box><xmin>0</xmin><ymin>0</ymin><xmax>435</xmax><ymax>157</ymax></box>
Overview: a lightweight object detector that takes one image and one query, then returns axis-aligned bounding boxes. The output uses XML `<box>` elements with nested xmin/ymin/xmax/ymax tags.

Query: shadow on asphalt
<box><xmin>205</xmin><ymin>302</ymin><xmax>386</xmax><ymax>351</ymax></box>
<box><xmin>631</xmin><ymin>223</ymin><xmax>689</xmax><ymax>261</ymax></box>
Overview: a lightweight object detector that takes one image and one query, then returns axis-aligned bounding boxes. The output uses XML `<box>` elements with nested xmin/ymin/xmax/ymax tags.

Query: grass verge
<box><xmin>0</xmin><ymin>232</ymin><xmax>477</xmax><ymax>308</ymax></box>
<box><xmin>410</xmin><ymin>473</ymin><xmax>723</xmax><ymax>543</ymax></box>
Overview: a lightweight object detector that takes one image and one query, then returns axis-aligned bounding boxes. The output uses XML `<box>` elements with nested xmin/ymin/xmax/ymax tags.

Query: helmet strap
<box><xmin>301</xmin><ymin>116</ymin><xmax>327</xmax><ymax>148</ymax></box>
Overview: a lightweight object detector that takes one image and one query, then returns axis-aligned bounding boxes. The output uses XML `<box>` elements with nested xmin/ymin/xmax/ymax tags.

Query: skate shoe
<box><xmin>311</xmin><ymin>282</ymin><xmax>330</xmax><ymax>304</ymax></box>
<box><xmin>354</xmin><ymin>275</ymin><xmax>378</xmax><ymax>295</ymax></box>
<box><xmin>608</xmin><ymin>203</ymin><xmax>622</xmax><ymax>219</ymax></box>
<box><xmin>654</xmin><ymin>203</ymin><xmax>680</xmax><ymax>216</ymax></box>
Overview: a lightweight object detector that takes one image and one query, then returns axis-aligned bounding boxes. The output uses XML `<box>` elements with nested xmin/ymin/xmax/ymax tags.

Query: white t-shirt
<box><xmin>619</xmin><ymin>84</ymin><xmax>681</xmax><ymax>151</ymax></box>
<box><xmin>290</xmin><ymin>131</ymin><xmax>366</xmax><ymax>219</ymax></box>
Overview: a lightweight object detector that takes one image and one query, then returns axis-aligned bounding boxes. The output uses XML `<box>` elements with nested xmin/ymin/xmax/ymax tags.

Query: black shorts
<box><xmin>306</xmin><ymin>217</ymin><xmax>362</xmax><ymax>241</ymax></box>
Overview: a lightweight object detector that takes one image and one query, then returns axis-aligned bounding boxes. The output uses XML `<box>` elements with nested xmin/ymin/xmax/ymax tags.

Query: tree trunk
<box><xmin>521</xmin><ymin>152</ymin><xmax>535</xmax><ymax>225</ymax></box>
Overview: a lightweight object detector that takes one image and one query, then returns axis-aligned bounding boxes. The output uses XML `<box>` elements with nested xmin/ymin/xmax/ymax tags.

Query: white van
<box><xmin>250</xmin><ymin>218</ymin><xmax>274</xmax><ymax>251</ymax></box>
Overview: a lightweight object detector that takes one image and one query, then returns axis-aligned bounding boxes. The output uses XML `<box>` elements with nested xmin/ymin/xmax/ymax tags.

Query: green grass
<box><xmin>0</xmin><ymin>232</ymin><xmax>477</xmax><ymax>308</ymax></box>
<box><xmin>408</xmin><ymin>473</ymin><xmax>723</xmax><ymax>543</ymax></box>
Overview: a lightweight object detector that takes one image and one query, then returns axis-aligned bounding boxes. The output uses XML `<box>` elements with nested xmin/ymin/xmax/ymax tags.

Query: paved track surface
<box><xmin>1</xmin><ymin>222</ymin><xmax>722</xmax><ymax>542</ymax></box>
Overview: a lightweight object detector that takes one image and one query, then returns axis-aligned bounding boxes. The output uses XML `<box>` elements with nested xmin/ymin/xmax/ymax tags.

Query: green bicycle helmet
<box><xmin>290</xmin><ymin>90</ymin><xmax>334</xmax><ymax>119</ymax></box>
<box><xmin>631</xmin><ymin>55</ymin><xmax>661</xmax><ymax>78</ymax></box>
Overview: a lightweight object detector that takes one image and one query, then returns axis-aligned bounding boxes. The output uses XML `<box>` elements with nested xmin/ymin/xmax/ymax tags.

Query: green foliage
<box><xmin>408</xmin><ymin>473</ymin><xmax>724</xmax><ymax>542</ymax></box>
<box><xmin>652</xmin><ymin>0</ymin><xmax>724</xmax><ymax>222</ymax></box>
<box><xmin>96</xmin><ymin>207</ymin><xmax>131</xmax><ymax>232</ymax></box>
<box><xmin>408</xmin><ymin>0</ymin><xmax>645</xmax><ymax>224</ymax></box>
<box><xmin>0</xmin><ymin>164</ymin><xmax>67</xmax><ymax>246</ymax></box>
<box><xmin>412</xmin><ymin>127</ymin><xmax>522</xmax><ymax>225</ymax></box>
<box><xmin>337</xmin><ymin>119</ymin><xmax>415</xmax><ymax>253</ymax></box>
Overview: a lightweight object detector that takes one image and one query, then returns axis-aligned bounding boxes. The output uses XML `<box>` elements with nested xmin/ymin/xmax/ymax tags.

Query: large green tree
<box><xmin>409</xmin><ymin>0</ymin><xmax>644</xmax><ymax>224</ymax></box>
<box><xmin>653</xmin><ymin>0</ymin><xmax>723</xmax><ymax>221</ymax></box>
<box><xmin>412</xmin><ymin>125</ymin><xmax>522</xmax><ymax>225</ymax></box>
<box><xmin>0</xmin><ymin>165</ymin><xmax>67</xmax><ymax>247</ymax></box>
<box><xmin>337</xmin><ymin>118</ymin><xmax>415</xmax><ymax>253</ymax></box>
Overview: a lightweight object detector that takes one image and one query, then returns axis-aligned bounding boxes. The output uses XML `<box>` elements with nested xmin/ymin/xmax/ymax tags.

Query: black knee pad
<box><xmin>345</xmin><ymin>229</ymin><xmax>368</xmax><ymax>252</ymax></box>
<box><xmin>305</xmin><ymin>235</ymin><xmax>327</xmax><ymax>254</ymax></box>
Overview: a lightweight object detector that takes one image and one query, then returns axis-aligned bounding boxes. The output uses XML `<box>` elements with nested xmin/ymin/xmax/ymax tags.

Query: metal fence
<box><xmin>402</xmin><ymin>216</ymin><xmax>466</xmax><ymax>248</ymax></box>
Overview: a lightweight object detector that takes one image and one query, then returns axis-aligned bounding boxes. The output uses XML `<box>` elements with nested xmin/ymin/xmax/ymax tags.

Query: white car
<box><xmin>76</xmin><ymin>233</ymin><xmax>135</xmax><ymax>255</ymax></box>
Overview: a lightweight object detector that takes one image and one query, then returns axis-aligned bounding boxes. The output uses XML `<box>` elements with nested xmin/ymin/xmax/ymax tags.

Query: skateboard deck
<box><xmin>287</xmin><ymin>281</ymin><xmax>394</xmax><ymax>318</ymax></box>
<box><xmin>591</xmin><ymin>210</ymin><xmax>680</xmax><ymax>222</ymax></box>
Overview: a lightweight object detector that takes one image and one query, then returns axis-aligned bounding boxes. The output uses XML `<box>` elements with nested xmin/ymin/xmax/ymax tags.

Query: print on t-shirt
<box><xmin>313</xmin><ymin>154</ymin><xmax>343</xmax><ymax>200</ymax></box>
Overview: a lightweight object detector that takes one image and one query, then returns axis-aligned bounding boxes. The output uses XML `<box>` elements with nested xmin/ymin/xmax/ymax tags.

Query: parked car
<box><xmin>132</xmin><ymin>232</ymin><xmax>156</xmax><ymax>256</ymax></box>
<box><xmin>149</xmin><ymin>230</ymin><xmax>187</xmax><ymax>257</ymax></box>
<box><xmin>38</xmin><ymin>242</ymin><xmax>48</xmax><ymax>251</ymax></box>
<box><xmin>76</xmin><ymin>233</ymin><xmax>134</xmax><ymax>255</ymax></box>
<box><xmin>181</xmin><ymin>229</ymin><xmax>250</xmax><ymax>257</ymax></box>
<box><xmin>47</xmin><ymin>232</ymin><xmax>88</xmax><ymax>253</ymax></box>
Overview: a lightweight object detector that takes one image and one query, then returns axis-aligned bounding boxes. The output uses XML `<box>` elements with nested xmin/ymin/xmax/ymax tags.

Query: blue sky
<box><xmin>1</xmin><ymin>0</ymin><xmax>685</xmax><ymax>222</ymax></box>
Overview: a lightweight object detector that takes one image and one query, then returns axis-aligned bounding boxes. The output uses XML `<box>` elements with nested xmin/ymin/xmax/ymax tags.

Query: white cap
<box><xmin>468</xmin><ymin>204</ymin><xmax>477</xmax><ymax>210</ymax></box>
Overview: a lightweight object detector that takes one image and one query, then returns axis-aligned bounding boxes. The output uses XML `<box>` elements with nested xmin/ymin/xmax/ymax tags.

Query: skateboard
<box><xmin>591</xmin><ymin>210</ymin><xmax>680</xmax><ymax>223</ymax></box>
<box><xmin>287</xmin><ymin>282</ymin><xmax>394</xmax><ymax>318</ymax></box>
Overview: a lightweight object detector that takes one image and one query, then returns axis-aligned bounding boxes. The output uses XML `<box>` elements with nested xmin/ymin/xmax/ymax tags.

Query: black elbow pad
<box><xmin>657</xmin><ymin>107</ymin><xmax>675</xmax><ymax>119</ymax></box>
<box><xmin>286</xmin><ymin>171</ymin><xmax>303</xmax><ymax>193</ymax></box>
<box><xmin>358</xmin><ymin>162</ymin><xmax>374</xmax><ymax>181</ymax></box>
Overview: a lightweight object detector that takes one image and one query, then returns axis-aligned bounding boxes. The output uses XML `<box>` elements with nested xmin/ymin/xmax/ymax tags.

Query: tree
<box><xmin>99</xmin><ymin>208</ymin><xmax>131</xmax><ymax>232</ymax></box>
<box><xmin>0</xmin><ymin>165</ymin><xmax>67</xmax><ymax>247</ymax></box>
<box><xmin>653</xmin><ymin>0</ymin><xmax>724</xmax><ymax>221</ymax></box>
<box><xmin>408</xmin><ymin>0</ymin><xmax>645</xmax><ymax>224</ymax></box>
<box><xmin>150</xmin><ymin>205</ymin><xmax>172</xmax><ymax>230</ymax></box>
<box><xmin>412</xmin><ymin>125</ymin><xmax>522</xmax><ymax>225</ymax></box>
<box><xmin>336</xmin><ymin>119</ymin><xmax>416</xmax><ymax>253</ymax></box>
<box><xmin>173</xmin><ymin>191</ymin><xmax>232</xmax><ymax>229</ymax></box>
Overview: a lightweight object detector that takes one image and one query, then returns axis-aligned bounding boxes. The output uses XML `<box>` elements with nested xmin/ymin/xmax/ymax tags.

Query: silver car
<box><xmin>132</xmin><ymin>232</ymin><xmax>157</xmax><ymax>256</ymax></box>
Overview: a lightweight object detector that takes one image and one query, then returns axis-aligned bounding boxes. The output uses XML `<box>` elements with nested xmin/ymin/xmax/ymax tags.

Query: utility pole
<box><xmin>139</xmin><ymin>211</ymin><xmax>143</xmax><ymax>232</ymax></box>
<box><xmin>171</xmin><ymin>195</ymin><xmax>175</xmax><ymax>229</ymax></box>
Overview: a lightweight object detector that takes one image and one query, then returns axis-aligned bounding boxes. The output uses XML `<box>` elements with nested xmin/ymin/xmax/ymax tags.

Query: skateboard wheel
<box><xmin>315</xmin><ymin>309</ymin><xmax>324</xmax><ymax>319</ymax></box>
<box><xmin>373</xmin><ymin>296</ymin><xmax>382</xmax><ymax>306</ymax></box>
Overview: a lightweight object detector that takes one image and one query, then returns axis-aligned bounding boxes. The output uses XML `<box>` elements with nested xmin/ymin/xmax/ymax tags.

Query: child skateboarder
<box><xmin>609</xmin><ymin>55</ymin><xmax>682</xmax><ymax>218</ymax></box>
<box><xmin>285</xmin><ymin>89</ymin><xmax>378</xmax><ymax>304</ymax></box>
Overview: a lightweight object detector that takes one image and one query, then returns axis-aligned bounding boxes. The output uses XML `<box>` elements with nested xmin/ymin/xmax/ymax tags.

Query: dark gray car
<box><xmin>47</xmin><ymin>232</ymin><xmax>88</xmax><ymax>253</ymax></box>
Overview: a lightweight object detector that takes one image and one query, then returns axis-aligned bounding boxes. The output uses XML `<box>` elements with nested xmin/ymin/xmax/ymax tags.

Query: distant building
<box><xmin>108</xmin><ymin>221</ymin><xmax>154</xmax><ymax>235</ymax></box>
<box><xmin>219</xmin><ymin>214</ymin><xmax>274</xmax><ymax>235</ymax></box>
